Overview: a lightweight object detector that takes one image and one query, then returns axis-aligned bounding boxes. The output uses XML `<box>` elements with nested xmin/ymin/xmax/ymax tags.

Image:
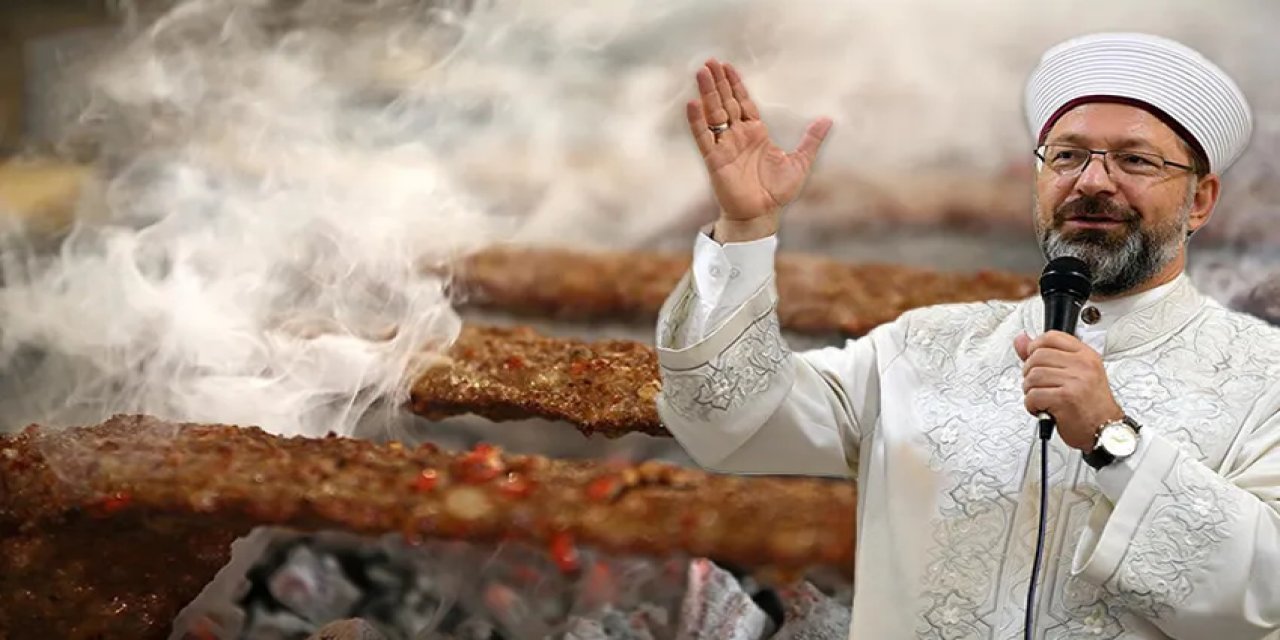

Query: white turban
<box><xmin>1025</xmin><ymin>32</ymin><xmax>1253</xmax><ymax>174</ymax></box>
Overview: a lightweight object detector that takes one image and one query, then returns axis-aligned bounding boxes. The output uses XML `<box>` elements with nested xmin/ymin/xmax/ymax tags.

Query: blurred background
<box><xmin>3</xmin><ymin>0</ymin><xmax>1278</xmax><ymax>250</ymax></box>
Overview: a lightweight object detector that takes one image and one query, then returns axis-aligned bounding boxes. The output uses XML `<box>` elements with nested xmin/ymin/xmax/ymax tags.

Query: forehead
<box><xmin>1043</xmin><ymin>102</ymin><xmax>1182</xmax><ymax>151</ymax></box>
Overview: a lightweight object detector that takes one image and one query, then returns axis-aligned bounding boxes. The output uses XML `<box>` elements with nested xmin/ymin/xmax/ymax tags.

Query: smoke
<box><xmin>2</xmin><ymin>0</ymin><xmax>1277</xmax><ymax>435</ymax></box>
<box><xmin>0</xmin><ymin>0</ymin><xmax>501</xmax><ymax>435</ymax></box>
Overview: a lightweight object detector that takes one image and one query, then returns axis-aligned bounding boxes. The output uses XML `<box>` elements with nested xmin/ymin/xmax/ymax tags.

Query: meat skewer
<box><xmin>454</xmin><ymin>246</ymin><xmax>1036</xmax><ymax>337</ymax></box>
<box><xmin>411</xmin><ymin>325</ymin><xmax>666</xmax><ymax>437</ymax></box>
<box><xmin>0</xmin><ymin>415</ymin><xmax>856</xmax><ymax>639</ymax></box>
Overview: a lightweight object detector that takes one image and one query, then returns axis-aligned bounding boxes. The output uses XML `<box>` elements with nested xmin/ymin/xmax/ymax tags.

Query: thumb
<box><xmin>1013</xmin><ymin>332</ymin><xmax>1033</xmax><ymax>362</ymax></box>
<box><xmin>789</xmin><ymin>116</ymin><xmax>833</xmax><ymax>165</ymax></box>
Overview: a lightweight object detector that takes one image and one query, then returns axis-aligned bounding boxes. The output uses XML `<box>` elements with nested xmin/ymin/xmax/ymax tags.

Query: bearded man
<box><xmin>655</xmin><ymin>32</ymin><xmax>1279</xmax><ymax>638</ymax></box>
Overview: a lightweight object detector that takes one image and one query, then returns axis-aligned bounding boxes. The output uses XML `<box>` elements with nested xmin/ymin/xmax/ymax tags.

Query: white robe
<box><xmin>654</xmin><ymin>233</ymin><xmax>1280</xmax><ymax>639</ymax></box>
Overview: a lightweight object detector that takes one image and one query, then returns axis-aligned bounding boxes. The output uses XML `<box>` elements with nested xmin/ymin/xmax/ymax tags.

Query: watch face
<box><xmin>1100</xmin><ymin>424</ymin><xmax>1139</xmax><ymax>457</ymax></box>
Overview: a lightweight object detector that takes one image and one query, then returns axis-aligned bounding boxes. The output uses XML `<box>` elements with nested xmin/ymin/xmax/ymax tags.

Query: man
<box><xmin>656</xmin><ymin>32</ymin><xmax>1279</xmax><ymax>639</ymax></box>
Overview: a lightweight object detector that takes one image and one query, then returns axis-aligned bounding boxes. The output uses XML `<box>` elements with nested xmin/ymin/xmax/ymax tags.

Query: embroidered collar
<box><xmin>1021</xmin><ymin>273</ymin><xmax>1207</xmax><ymax>356</ymax></box>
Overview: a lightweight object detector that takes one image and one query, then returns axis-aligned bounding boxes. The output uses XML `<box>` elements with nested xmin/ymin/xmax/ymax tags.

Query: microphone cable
<box><xmin>1024</xmin><ymin>413</ymin><xmax>1056</xmax><ymax>640</ymax></box>
<box><xmin>1026</xmin><ymin>257</ymin><xmax>1090</xmax><ymax>639</ymax></box>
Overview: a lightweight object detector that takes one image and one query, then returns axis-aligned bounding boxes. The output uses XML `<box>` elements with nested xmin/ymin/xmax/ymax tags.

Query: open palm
<box><xmin>687</xmin><ymin>59</ymin><xmax>832</xmax><ymax>224</ymax></box>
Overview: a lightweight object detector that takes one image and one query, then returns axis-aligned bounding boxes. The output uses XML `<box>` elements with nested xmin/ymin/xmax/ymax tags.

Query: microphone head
<box><xmin>1039</xmin><ymin>256</ymin><xmax>1092</xmax><ymax>302</ymax></box>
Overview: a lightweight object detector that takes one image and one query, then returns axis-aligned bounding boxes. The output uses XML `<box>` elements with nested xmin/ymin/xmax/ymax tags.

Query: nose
<box><xmin>1074</xmin><ymin>153</ymin><xmax>1118</xmax><ymax>197</ymax></box>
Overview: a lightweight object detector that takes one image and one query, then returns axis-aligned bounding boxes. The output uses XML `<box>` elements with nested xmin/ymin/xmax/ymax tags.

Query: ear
<box><xmin>1186</xmin><ymin>173</ymin><xmax>1221</xmax><ymax>236</ymax></box>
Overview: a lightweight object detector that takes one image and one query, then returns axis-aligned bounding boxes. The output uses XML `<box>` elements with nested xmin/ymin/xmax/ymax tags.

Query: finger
<box><xmin>697</xmin><ymin>67</ymin><xmax>729</xmax><ymax>127</ymax></box>
<box><xmin>1022</xmin><ymin>367</ymin><xmax>1069</xmax><ymax>393</ymax></box>
<box><xmin>1021</xmin><ymin>348</ymin><xmax>1076</xmax><ymax>376</ymax></box>
<box><xmin>1014</xmin><ymin>332</ymin><xmax>1032</xmax><ymax>361</ymax></box>
<box><xmin>686</xmin><ymin>100</ymin><xmax>716</xmax><ymax>156</ymax></box>
<box><xmin>789</xmin><ymin>117</ymin><xmax>834</xmax><ymax>165</ymax></box>
<box><xmin>708</xmin><ymin>59</ymin><xmax>742</xmax><ymax>123</ymax></box>
<box><xmin>1030</xmin><ymin>330</ymin><xmax>1085</xmax><ymax>353</ymax></box>
<box><xmin>725</xmin><ymin>63</ymin><xmax>761</xmax><ymax>120</ymax></box>
<box><xmin>1024</xmin><ymin>388</ymin><xmax>1061</xmax><ymax>416</ymax></box>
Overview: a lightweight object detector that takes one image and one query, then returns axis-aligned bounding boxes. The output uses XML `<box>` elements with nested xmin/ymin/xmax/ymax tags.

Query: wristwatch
<box><xmin>1082</xmin><ymin>415</ymin><xmax>1142</xmax><ymax>470</ymax></box>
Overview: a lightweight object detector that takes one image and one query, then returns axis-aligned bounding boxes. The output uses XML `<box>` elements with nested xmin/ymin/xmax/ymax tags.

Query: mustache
<box><xmin>1053</xmin><ymin>196</ymin><xmax>1139</xmax><ymax>224</ymax></box>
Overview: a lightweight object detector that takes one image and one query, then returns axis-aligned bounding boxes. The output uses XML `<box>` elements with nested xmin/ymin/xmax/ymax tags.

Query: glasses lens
<box><xmin>1043</xmin><ymin>145</ymin><xmax>1088</xmax><ymax>173</ymax></box>
<box><xmin>1108</xmin><ymin>151</ymin><xmax>1165</xmax><ymax>176</ymax></box>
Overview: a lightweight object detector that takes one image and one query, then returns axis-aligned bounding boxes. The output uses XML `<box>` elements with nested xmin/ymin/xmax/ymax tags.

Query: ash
<box><xmin>184</xmin><ymin>531</ymin><xmax>850</xmax><ymax>640</ymax></box>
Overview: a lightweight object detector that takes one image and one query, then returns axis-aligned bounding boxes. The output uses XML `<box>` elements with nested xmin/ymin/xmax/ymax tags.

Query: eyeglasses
<box><xmin>1034</xmin><ymin>144</ymin><xmax>1195</xmax><ymax>179</ymax></box>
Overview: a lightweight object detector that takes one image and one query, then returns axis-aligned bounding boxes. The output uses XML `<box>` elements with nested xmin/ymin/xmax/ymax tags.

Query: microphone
<box><xmin>1040</xmin><ymin>256</ymin><xmax>1093</xmax><ymax>337</ymax></box>
<box><xmin>1036</xmin><ymin>256</ymin><xmax>1092</xmax><ymax>439</ymax></box>
<box><xmin>1024</xmin><ymin>256</ymin><xmax>1091</xmax><ymax>640</ymax></box>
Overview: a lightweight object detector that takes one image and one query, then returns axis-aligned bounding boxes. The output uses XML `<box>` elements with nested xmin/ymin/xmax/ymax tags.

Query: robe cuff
<box><xmin>655</xmin><ymin>277</ymin><xmax>789</xmax><ymax>467</ymax></box>
<box><xmin>692</xmin><ymin>230</ymin><xmax>777</xmax><ymax>323</ymax></box>
<box><xmin>1071</xmin><ymin>431</ymin><xmax>1181</xmax><ymax>585</ymax></box>
<box><xmin>657</xmin><ymin>273</ymin><xmax>777</xmax><ymax>363</ymax></box>
<box><xmin>1093</xmin><ymin>430</ymin><xmax>1155</xmax><ymax>502</ymax></box>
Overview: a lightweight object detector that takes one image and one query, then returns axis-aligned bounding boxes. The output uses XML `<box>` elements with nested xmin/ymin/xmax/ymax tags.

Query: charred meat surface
<box><xmin>0</xmin><ymin>516</ymin><xmax>244</xmax><ymax>640</ymax></box>
<box><xmin>411</xmin><ymin>325</ymin><xmax>665</xmax><ymax>437</ymax></box>
<box><xmin>0</xmin><ymin>415</ymin><xmax>855</xmax><ymax>639</ymax></box>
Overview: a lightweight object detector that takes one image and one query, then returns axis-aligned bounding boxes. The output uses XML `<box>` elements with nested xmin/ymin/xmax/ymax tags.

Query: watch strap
<box><xmin>1082</xmin><ymin>443</ymin><xmax>1114</xmax><ymax>470</ymax></box>
<box><xmin>1083</xmin><ymin>415</ymin><xmax>1141</xmax><ymax>470</ymax></box>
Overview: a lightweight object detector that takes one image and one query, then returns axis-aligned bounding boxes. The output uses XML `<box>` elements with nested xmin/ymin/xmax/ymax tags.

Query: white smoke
<box><xmin>0</xmin><ymin>0</ymin><xmax>501</xmax><ymax>435</ymax></box>
<box><xmin>1</xmin><ymin>0</ymin><xmax>1277</xmax><ymax>435</ymax></box>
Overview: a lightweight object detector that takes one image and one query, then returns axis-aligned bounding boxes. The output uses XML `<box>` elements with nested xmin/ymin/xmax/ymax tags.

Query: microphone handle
<box><xmin>1035</xmin><ymin>411</ymin><xmax>1055</xmax><ymax>440</ymax></box>
<box><xmin>1044</xmin><ymin>295</ymin><xmax>1085</xmax><ymax>336</ymax></box>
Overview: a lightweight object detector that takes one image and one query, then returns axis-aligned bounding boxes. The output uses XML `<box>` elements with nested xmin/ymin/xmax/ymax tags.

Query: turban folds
<box><xmin>1025</xmin><ymin>32</ymin><xmax>1252</xmax><ymax>173</ymax></box>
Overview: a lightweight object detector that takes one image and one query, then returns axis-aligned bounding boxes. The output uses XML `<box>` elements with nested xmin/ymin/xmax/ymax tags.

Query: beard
<box><xmin>1036</xmin><ymin>194</ymin><xmax>1190</xmax><ymax>297</ymax></box>
<box><xmin>1034</xmin><ymin>192</ymin><xmax>1182</xmax><ymax>296</ymax></box>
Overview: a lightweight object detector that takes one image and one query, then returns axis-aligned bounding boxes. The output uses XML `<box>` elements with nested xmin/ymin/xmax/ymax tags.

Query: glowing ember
<box><xmin>496</xmin><ymin>472</ymin><xmax>535</xmax><ymax>499</ymax></box>
<box><xmin>586</xmin><ymin>474</ymin><xmax>624</xmax><ymax>502</ymax></box>
<box><xmin>413</xmin><ymin>469</ymin><xmax>440</xmax><ymax>493</ymax></box>
<box><xmin>549</xmin><ymin>531</ymin><xmax>581</xmax><ymax>574</ymax></box>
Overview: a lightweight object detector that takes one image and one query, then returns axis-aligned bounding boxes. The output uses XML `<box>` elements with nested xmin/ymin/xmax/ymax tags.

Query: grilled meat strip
<box><xmin>1</xmin><ymin>415</ymin><xmax>855</xmax><ymax>639</ymax></box>
<box><xmin>455</xmin><ymin>246</ymin><xmax>1035</xmax><ymax>336</ymax></box>
<box><xmin>411</xmin><ymin>325</ymin><xmax>665</xmax><ymax>437</ymax></box>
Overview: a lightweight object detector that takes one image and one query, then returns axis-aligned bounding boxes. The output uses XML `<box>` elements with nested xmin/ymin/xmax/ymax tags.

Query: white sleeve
<box><xmin>655</xmin><ymin>255</ymin><xmax>898</xmax><ymax>478</ymax></box>
<box><xmin>681</xmin><ymin>230</ymin><xmax>778</xmax><ymax>345</ymax></box>
<box><xmin>1072</xmin><ymin>409</ymin><xmax>1280</xmax><ymax>637</ymax></box>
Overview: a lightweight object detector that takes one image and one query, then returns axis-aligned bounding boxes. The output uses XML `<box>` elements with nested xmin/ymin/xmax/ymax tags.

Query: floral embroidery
<box><xmin>659</xmin><ymin>312</ymin><xmax>789</xmax><ymax>422</ymax></box>
<box><xmin>903</xmin><ymin>283</ymin><xmax>1279</xmax><ymax>638</ymax></box>
<box><xmin>656</xmin><ymin>285</ymin><xmax>697</xmax><ymax>348</ymax></box>
<box><xmin>1105</xmin><ymin>456</ymin><xmax>1242</xmax><ymax>618</ymax></box>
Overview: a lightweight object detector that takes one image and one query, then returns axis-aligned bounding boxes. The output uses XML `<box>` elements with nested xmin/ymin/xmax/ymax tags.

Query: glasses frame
<box><xmin>1034</xmin><ymin>144</ymin><xmax>1196</xmax><ymax>179</ymax></box>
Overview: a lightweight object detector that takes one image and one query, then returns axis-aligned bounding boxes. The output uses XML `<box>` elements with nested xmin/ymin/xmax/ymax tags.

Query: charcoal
<box><xmin>770</xmin><ymin>582</ymin><xmax>851</xmax><ymax>640</ymax></box>
<box><xmin>751</xmin><ymin>589</ymin><xmax>787</xmax><ymax>629</ymax></box>
<box><xmin>483</xmin><ymin>582</ymin><xmax>556</xmax><ymax>639</ymax></box>
<box><xmin>242</xmin><ymin>605</ymin><xmax>317</xmax><ymax>639</ymax></box>
<box><xmin>559</xmin><ymin>605</ymin><xmax>665</xmax><ymax>640</ymax></box>
<box><xmin>562</xmin><ymin>618</ymin><xmax>610</xmax><ymax>639</ymax></box>
<box><xmin>305</xmin><ymin>619</ymin><xmax>388</xmax><ymax>640</ymax></box>
<box><xmin>626</xmin><ymin>604</ymin><xmax>672</xmax><ymax>639</ymax></box>
<box><xmin>675</xmin><ymin>559</ymin><xmax>773</xmax><ymax>640</ymax></box>
<box><xmin>449</xmin><ymin>617</ymin><xmax>501</xmax><ymax>640</ymax></box>
<box><xmin>269</xmin><ymin>546</ymin><xmax>363</xmax><ymax>625</ymax></box>
<box><xmin>187</xmin><ymin>529</ymin><xmax>849</xmax><ymax>640</ymax></box>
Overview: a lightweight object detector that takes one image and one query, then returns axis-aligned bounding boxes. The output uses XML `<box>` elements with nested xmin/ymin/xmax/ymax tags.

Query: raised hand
<box><xmin>686</xmin><ymin>59</ymin><xmax>833</xmax><ymax>242</ymax></box>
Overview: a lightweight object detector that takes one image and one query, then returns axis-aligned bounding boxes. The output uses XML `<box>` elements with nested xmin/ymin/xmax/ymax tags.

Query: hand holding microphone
<box><xmin>1014</xmin><ymin>257</ymin><xmax>1124</xmax><ymax>450</ymax></box>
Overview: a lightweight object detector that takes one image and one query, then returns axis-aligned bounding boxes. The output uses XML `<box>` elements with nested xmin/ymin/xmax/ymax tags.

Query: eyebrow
<box><xmin>1046</xmin><ymin>133</ymin><xmax>1165</xmax><ymax>154</ymax></box>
